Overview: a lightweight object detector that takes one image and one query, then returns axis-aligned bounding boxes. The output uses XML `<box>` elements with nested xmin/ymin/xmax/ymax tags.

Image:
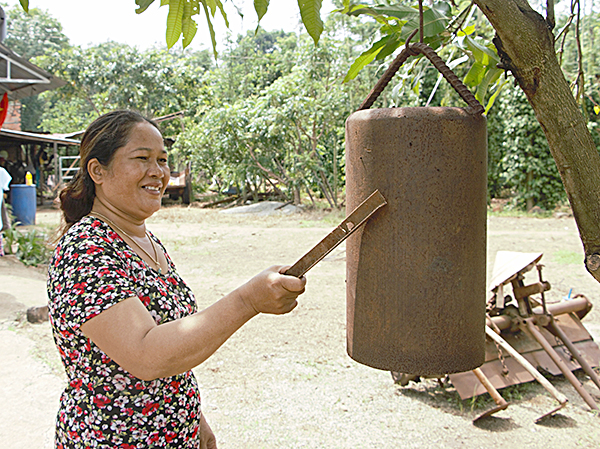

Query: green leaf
<box><xmin>298</xmin><ymin>0</ymin><xmax>323</xmax><ymax>45</ymax></box>
<box><xmin>166</xmin><ymin>0</ymin><xmax>184</xmax><ymax>48</ymax></box>
<box><xmin>214</xmin><ymin>0</ymin><xmax>229</xmax><ymax>27</ymax></box>
<box><xmin>412</xmin><ymin>79</ymin><xmax>420</xmax><ymax>95</ymax></box>
<box><xmin>343</xmin><ymin>36</ymin><xmax>391</xmax><ymax>83</ymax></box>
<box><xmin>475</xmin><ymin>66</ymin><xmax>502</xmax><ymax>104</ymax></box>
<box><xmin>19</xmin><ymin>0</ymin><xmax>29</xmax><ymax>12</ymax></box>
<box><xmin>402</xmin><ymin>3</ymin><xmax>450</xmax><ymax>41</ymax></box>
<box><xmin>463</xmin><ymin>35</ymin><xmax>498</xmax><ymax>66</ymax></box>
<box><xmin>254</xmin><ymin>0</ymin><xmax>270</xmax><ymax>22</ymax></box>
<box><xmin>201</xmin><ymin>1</ymin><xmax>218</xmax><ymax>59</ymax></box>
<box><xmin>182</xmin><ymin>18</ymin><xmax>198</xmax><ymax>48</ymax></box>
<box><xmin>136</xmin><ymin>0</ymin><xmax>156</xmax><ymax>14</ymax></box>
<box><xmin>205</xmin><ymin>0</ymin><xmax>217</xmax><ymax>15</ymax></box>
<box><xmin>346</xmin><ymin>5</ymin><xmax>417</xmax><ymax>20</ymax></box>
<box><xmin>457</xmin><ymin>25</ymin><xmax>475</xmax><ymax>36</ymax></box>
<box><xmin>375</xmin><ymin>34</ymin><xmax>401</xmax><ymax>61</ymax></box>
<box><xmin>463</xmin><ymin>61</ymin><xmax>486</xmax><ymax>87</ymax></box>
<box><xmin>423</xmin><ymin>3</ymin><xmax>450</xmax><ymax>36</ymax></box>
<box><xmin>182</xmin><ymin>1</ymin><xmax>198</xmax><ymax>48</ymax></box>
<box><xmin>484</xmin><ymin>79</ymin><xmax>509</xmax><ymax>115</ymax></box>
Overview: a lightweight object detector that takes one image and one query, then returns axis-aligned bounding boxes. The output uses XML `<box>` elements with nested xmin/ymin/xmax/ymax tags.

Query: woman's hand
<box><xmin>199</xmin><ymin>413</ymin><xmax>217</xmax><ymax>449</ymax></box>
<box><xmin>237</xmin><ymin>265</ymin><xmax>306</xmax><ymax>315</ymax></box>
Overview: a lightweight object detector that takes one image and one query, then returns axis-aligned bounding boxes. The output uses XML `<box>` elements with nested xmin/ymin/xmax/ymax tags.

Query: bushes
<box><xmin>487</xmin><ymin>87</ymin><xmax>567</xmax><ymax>211</ymax></box>
<box><xmin>3</xmin><ymin>221</ymin><xmax>51</xmax><ymax>267</ymax></box>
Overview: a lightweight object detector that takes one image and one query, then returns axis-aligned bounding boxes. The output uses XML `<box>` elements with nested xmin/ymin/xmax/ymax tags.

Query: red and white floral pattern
<box><xmin>48</xmin><ymin>217</ymin><xmax>201</xmax><ymax>448</ymax></box>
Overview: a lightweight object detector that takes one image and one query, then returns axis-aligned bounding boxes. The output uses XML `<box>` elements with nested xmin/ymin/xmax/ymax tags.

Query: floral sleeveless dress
<box><xmin>48</xmin><ymin>216</ymin><xmax>201</xmax><ymax>448</ymax></box>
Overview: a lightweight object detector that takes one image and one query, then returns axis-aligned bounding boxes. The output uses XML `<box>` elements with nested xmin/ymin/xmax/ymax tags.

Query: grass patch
<box><xmin>406</xmin><ymin>377</ymin><xmax>542</xmax><ymax>414</ymax></box>
<box><xmin>451</xmin><ymin>381</ymin><xmax>539</xmax><ymax>412</ymax></box>
<box><xmin>552</xmin><ymin>250</ymin><xmax>583</xmax><ymax>265</ymax></box>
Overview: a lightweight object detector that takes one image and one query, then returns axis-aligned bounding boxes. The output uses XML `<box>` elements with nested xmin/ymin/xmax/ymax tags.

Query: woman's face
<box><xmin>92</xmin><ymin>122</ymin><xmax>170</xmax><ymax>222</ymax></box>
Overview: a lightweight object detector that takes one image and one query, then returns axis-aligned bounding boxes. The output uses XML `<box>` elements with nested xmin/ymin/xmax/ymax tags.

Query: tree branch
<box><xmin>475</xmin><ymin>0</ymin><xmax>600</xmax><ymax>283</ymax></box>
<box><xmin>246</xmin><ymin>145</ymin><xmax>288</xmax><ymax>185</ymax></box>
<box><xmin>546</xmin><ymin>0</ymin><xmax>555</xmax><ymax>30</ymax></box>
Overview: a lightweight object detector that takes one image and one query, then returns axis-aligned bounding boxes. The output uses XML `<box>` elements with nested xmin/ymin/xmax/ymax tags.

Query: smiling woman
<box><xmin>87</xmin><ymin>120</ymin><xmax>170</xmax><ymax>234</ymax></box>
<box><xmin>47</xmin><ymin>110</ymin><xmax>306</xmax><ymax>448</ymax></box>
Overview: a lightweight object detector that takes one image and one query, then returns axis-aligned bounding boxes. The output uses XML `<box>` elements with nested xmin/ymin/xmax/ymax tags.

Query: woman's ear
<box><xmin>87</xmin><ymin>158</ymin><xmax>105</xmax><ymax>184</ymax></box>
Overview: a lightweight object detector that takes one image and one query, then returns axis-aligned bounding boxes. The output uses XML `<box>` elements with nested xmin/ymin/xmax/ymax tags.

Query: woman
<box><xmin>47</xmin><ymin>110</ymin><xmax>306</xmax><ymax>448</ymax></box>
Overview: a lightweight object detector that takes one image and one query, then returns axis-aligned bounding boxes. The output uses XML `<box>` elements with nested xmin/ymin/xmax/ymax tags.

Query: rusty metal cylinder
<box><xmin>345</xmin><ymin>107</ymin><xmax>487</xmax><ymax>375</ymax></box>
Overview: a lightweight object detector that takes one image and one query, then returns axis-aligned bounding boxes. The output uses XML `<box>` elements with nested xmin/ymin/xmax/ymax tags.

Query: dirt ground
<box><xmin>1</xmin><ymin>205</ymin><xmax>599</xmax><ymax>448</ymax></box>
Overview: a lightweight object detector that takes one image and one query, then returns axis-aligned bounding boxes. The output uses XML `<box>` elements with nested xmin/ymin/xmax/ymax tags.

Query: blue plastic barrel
<box><xmin>10</xmin><ymin>184</ymin><xmax>36</xmax><ymax>226</ymax></box>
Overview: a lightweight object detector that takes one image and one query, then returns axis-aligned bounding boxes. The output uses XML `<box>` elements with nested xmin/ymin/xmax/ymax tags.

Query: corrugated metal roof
<box><xmin>0</xmin><ymin>128</ymin><xmax>80</xmax><ymax>145</ymax></box>
<box><xmin>0</xmin><ymin>43</ymin><xmax>66</xmax><ymax>100</ymax></box>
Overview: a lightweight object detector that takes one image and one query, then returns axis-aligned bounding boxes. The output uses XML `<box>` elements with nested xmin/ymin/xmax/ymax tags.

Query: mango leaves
<box><xmin>298</xmin><ymin>0</ymin><xmax>324</xmax><ymax>44</ymax></box>
<box><xmin>254</xmin><ymin>0</ymin><xmax>270</xmax><ymax>22</ymax></box>
<box><xmin>455</xmin><ymin>27</ymin><xmax>507</xmax><ymax>114</ymax></box>
<box><xmin>135</xmin><ymin>0</ymin><xmax>156</xmax><ymax>13</ymax></box>
<box><xmin>132</xmin><ymin>0</ymin><xmax>507</xmax><ymax>113</ymax></box>
<box><xmin>340</xmin><ymin>0</ymin><xmax>451</xmax><ymax>82</ymax></box>
<box><xmin>136</xmin><ymin>0</ymin><xmax>225</xmax><ymax>54</ymax></box>
<box><xmin>339</xmin><ymin>1</ymin><xmax>507</xmax><ymax>114</ymax></box>
<box><xmin>136</xmin><ymin>0</ymin><xmax>324</xmax><ymax>52</ymax></box>
<box><xmin>257</xmin><ymin>0</ymin><xmax>323</xmax><ymax>44</ymax></box>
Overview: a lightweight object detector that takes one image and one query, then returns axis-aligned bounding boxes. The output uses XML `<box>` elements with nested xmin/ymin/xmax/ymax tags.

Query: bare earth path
<box><xmin>1</xmin><ymin>206</ymin><xmax>599</xmax><ymax>448</ymax></box>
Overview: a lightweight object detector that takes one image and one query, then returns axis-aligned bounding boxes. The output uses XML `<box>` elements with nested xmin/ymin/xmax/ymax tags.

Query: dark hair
<box><xmin>58</xmin><ymin>110</ymin><xmax>160</xmax><ymax>233</ymax></box>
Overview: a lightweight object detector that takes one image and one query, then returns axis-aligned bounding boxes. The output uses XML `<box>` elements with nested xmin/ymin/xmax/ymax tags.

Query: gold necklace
<box><xmin>89</xmin><ymin>211</ymin><xmax>162</xmax><ymax>274</ymax></box>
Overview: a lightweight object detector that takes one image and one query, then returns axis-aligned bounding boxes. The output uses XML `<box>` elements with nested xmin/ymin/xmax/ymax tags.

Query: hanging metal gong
<box><xmin>345</xmin><ymin>106</ymin><xmax>487</xmax><ymax>375</ymax></box>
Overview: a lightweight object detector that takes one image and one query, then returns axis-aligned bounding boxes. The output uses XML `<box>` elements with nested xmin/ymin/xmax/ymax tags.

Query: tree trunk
<box><xmin>293</xmin><ymin>186</ymin><xmax>301</xmax><ymax>205</ymax></box>
<box><xmin>475</xmin><ymin>0</ymin><xmax>600</xmax><ymax>282</ymax></box>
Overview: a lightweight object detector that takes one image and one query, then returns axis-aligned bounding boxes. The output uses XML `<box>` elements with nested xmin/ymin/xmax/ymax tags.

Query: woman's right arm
<box><xmin>79</xmin><ymin>265</ymin><xmax>305</xmax><ymax>380</ymax></box>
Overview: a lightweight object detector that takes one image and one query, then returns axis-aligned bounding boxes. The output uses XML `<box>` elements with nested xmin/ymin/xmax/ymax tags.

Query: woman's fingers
<box><xmin>239</xmin><ymin>266</ymin><xmax>306</xmax><ymax>315</ymax></box>
<box><xmin>280</xmin><ymin>277</ymin><xmax>306</xmax><ymax>294</ymax></box>
<box><xmin>277</xmin><ymin>265</ymin><xmax>307</xmax><ymax>293</ymax></box>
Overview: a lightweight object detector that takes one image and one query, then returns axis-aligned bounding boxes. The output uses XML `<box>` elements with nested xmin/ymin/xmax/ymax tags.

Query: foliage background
<box><xmin>5</xmin><ymin>1</ymin><xmax>600</xmax><ymax>210</ymax></box>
